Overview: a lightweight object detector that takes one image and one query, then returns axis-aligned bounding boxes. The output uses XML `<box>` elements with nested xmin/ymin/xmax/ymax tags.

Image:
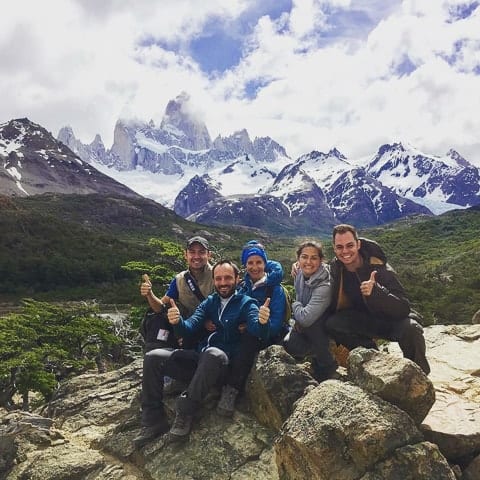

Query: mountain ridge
<box><xmin>53</xmin><ymin>93</ymin><xmax>479</xmax><ymax>232</ymax></box>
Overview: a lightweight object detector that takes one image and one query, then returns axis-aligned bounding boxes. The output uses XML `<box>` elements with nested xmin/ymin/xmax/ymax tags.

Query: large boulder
<box><xmin>389</xmin><ymin>324</ymin><xmax>480</xmax><ymax>461</ymax></box>
<box><xmin>274</xmin><ymin>381</ymin><xmax>432</xmax><ymax>480</ymax></box>
<box><xmin>245</xmin><ymin>345</ymin><xmax>317</xmax><ymax>430</ymax></box>
<box><xmin>347</xmin><ymin>347</ymin><xmax>435</xmax><ymax>424</ymax></box>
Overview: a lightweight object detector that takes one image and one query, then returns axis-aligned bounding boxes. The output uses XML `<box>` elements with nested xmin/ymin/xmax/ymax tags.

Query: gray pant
<box><xmin>283</xmin><ymin>317</ymin><xmax>337</xmax><ymax>375</ymax></box>
<box><xmin>140</xmin><ymin>347</ymin><xmax>228</xmax><ymax>425</ymax></box>
<box><xmin>325</xmin><ymin>309</ymin><xmax>430</xmax><ymax>374</ymax></box>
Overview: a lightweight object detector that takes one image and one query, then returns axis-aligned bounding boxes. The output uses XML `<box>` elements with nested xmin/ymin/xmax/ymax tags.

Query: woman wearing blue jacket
<box><xmin>216</xmin><ymin>240</ymin><xmax>287</xmax><ymax>417</ymax></box>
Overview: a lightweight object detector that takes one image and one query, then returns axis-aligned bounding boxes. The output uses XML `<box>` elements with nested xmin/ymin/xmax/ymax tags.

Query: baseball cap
<box><xmin>186</xmin><ymin>236</ymin><xmax>209</xmax><ymax>250</ymax></box>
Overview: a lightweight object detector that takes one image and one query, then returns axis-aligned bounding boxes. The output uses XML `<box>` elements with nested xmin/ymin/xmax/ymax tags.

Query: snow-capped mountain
<box><xmin>42</xmin><ymin>92</ymin><xmax>480</xmax><ymax>232</ymax></box>
<box><xmin>56</xmin><ymin>92</ymin><xmax>480</xmax><ymax>232</ymax></box>
<box><xmin>0</xmin><ymin>118</ymin><xmax>140</xmax><ymax>199</ymax></box>
<box><xmin>366</xmin><ymin>143</ymin><xmax>480</xmax><ymax>214</ymax></box>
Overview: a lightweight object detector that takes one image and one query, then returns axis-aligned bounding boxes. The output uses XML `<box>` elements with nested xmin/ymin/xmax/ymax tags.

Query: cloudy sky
<box><xmin>2</xmin><ymin>0</ymin><xmax>480</xmax><ymax>163</ymax></box>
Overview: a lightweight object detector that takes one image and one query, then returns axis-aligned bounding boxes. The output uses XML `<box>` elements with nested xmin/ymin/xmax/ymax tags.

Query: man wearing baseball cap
<box><xmin>134</xmin><ymin>235</ymin><xmax>214</xmax><ymax>447</ymax></box>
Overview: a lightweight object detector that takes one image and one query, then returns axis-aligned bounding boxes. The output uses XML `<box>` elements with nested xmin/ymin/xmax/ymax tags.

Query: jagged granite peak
<box><xmin>58</xmin><ymin>126</ymin><xmax>106</xmax><ymax>164</ymax></box>
<box><xmin>0</xmin><ymin>118</ymin><xmax>140</xmax><ymax>199</ymax></box>
<box><xmin>367</xmin><ymin>143</ymin><xmax>480</xmax><ymax>212</ymax></box>
<box><xmin>174</xmin><ymin>174</ymin><xmax>223</xmax><ymax>217</ymax></box>
<box><xmin>160</xmin><ymin>91</ymin><xmax>212</xmax><ymax>150</ymax></box>
<box><xmin>109</xmin><ymin>118</ymin><xmax>148</xmax><ymax>170</ymax></box>
<box><xmin>213</xmin><ymin>129</ymin><xmax>253</xmax><ymax>155</ymax></box>
<box><xmin>252</xmin><ymin>136</ymin><xmax>289</xmax><ymax>162</ymax></box>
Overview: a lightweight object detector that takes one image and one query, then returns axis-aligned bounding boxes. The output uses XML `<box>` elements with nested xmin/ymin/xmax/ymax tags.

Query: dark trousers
<box><xmin>141</xmin><ymin>347</ymin><xmax>228</xmax><ymax>425</ymax></box>
<box><xmin>283</xmin><ymin>318</ymin><xmax>337</xmax><ymax>376</ymax></box>
<box><xmin>226</xmin><ymin>333</ymin><xmax>263</xmax><ymax>392</ymax></box>
<box><xmin>226</xmin><ymin>330</ymin><xmax>288</xmax><ymax>391</ymax></box>
<box><xmin>325</xmin><ymin>309</ymin><xmax>430</xmax><ymax>374</ymax></box>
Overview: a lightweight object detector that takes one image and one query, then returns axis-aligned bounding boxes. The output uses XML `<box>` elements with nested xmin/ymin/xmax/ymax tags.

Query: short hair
<box><xmin>332</xmin><ymin>224</ymin><xmax>359</xmax><ymax>242</ymax></box>
<box><xmin>212</xmin><ymin>259</ymin><xmax>240</xmax><ymax>278</ymax></box>
<box><xmin>296</xmin><ymin>240</ymin><xmax>325</xmax><ymax>260</ymax></box>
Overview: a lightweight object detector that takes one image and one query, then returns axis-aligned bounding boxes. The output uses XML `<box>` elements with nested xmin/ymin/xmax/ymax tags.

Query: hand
<box><xmin>291</xmin><ymin>262</ymin><xmax>299</xmax><ymax>278</ymax></box>
<box><xmin>205</xmin><ymin>319</ymin><xmax>216</xmax><ymax>332</ymax></box>
<box><xmin>167</xmin><ymin>299</ymin><xmax>181</xmax><ymax>325</ymax></box>
<box><xmin>293</xmin><ymin>321</ymin><xmax>303</xmax><ymax>332</ymax></box>
<box><xmin>259</xmin><ymin>298</ymin><xmax>271</xmax><ymax>325</ymax></box>
<box><xmin>360</xmin><ymin>270</ymin><xmax>377</xmax><ymax>297</ymax></box>
<box><xmin>140</xmin><ymin>273</ymin><xmax>152</xmax><ymax>297</ymax></box>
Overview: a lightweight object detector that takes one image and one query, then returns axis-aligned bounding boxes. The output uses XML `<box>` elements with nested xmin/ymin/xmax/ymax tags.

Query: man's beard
<box><xmin>216</xmin><ymin>284</ymin><xmax>235</xmax><ymax>298</ymax></box>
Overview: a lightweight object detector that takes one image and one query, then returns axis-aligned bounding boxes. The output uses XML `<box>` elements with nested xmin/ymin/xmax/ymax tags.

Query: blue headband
<box><xmin>241</xmin><ymin>246</ymin><xmax>267</xmax><ymax>266</ymax></box>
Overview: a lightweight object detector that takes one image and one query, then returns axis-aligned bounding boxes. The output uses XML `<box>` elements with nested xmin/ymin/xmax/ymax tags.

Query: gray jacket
<box><xmin>292</xmin><ymin>263</ymin><xmax>332</xmax><ymax>328</ymax></box>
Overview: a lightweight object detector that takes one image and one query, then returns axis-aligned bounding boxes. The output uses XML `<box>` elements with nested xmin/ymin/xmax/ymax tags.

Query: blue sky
<box><xmin>1</xmin><ymin>0</ymin><xmax>480</xmax><ymax>163</ymax></box>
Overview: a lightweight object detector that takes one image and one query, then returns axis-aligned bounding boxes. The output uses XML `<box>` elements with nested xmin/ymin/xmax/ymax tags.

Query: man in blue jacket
<box><xmin>134</xmin><ymin>260</ymin><xmax>269</xmax><ymax>446</ymax></box>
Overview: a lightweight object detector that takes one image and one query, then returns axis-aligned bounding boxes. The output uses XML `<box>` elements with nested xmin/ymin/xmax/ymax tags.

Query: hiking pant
<box><xmin>174</xmin><ymin>347</ymin><xmax>229</xmax><ymax>415</ymax></box>
<box><xmin>283</xmin><ymin>317</ymin><xmax>337</xmax><ymax>377</ymax></box>
<box><xmin>141</xmin><ymin>347</ymin><xmax>229</xmax><ymax>423</ymax></box>
<box><xmin>325</xmin><ymin>309</ymin><xmax>430</xmax><ymax>375</ymax></box>
<box><xmin>226</xmin><ymin>333</ymin><xmax>264</xmax><ymax>392</ymax></box>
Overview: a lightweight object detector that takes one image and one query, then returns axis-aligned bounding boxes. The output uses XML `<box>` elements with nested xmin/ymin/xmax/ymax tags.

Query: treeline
<box><xmin>1</xmin><ymin>194</ymin><xmax>479</xmax><ymax>325</ymax></box>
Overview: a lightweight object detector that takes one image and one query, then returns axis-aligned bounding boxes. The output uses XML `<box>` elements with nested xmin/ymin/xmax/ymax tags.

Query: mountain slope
<box><xmin>0</xmin><ymin>118</ymin><xmax>140</xmax><ymax>198</ymax></box>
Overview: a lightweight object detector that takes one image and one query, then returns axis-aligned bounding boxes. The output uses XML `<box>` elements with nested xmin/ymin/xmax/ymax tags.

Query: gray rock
<box><xmin>245</xmin><ymin>345</ymin><xmax>317</xmax><ymax>430</ymax></box>
<box><xmin>274</xmin><ymin>381</ymin><xmax>423</xmax><ymax>480</ymax></box>
<box><xmin>462</xmin><ymin>453</ymin><xmax>480</xmax><ymax>480</ymax></box>
<box><xmin>389</xmin><ymin>324</ymin><xmax>480</xmax><ymax>460</ymax></box>
<box><xmin>347</xmin><ymin>347</ymin><xmax>435</xmax><ymax>424</ymax></box>
<box><xmin>359</xmin><ymin>442</ymin><xmax>456</xmax><ymax>480</ymax></box>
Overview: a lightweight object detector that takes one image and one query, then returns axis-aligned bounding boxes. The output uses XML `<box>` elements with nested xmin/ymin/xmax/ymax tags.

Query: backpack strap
<box><xmin>184</xmin><ymin>271</ymin><xmax>206</xmax><ymax>302</ymax></box>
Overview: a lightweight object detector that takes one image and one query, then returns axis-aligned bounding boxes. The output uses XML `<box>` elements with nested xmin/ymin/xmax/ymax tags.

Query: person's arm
<box><xmin>244</xmin><ymin>299</ymin><xmax>269</xmax><ymax>340</ymax></box>
<box><xmin>265</xmin><ymin>260</ymin><xmax>284</xmax><ymax>285</ymax></box>
<box><xmin>265</xmin><ymin>285</ymin><xmax>286</xmax><ymax>337</ymax></box>
<box><xmin>171</xmin><ymin>298</ymin><xmax>209</xmax><ymax>337</ymax></box>
<box><xmin>140</xmin><ymin>274</ymin><xmax>170</xmax><ymax>312</ymax></box>
<box><xmin>292</xmin><ymin>280</ymin><xmax>331</xmax><ymax>328</ymax></box>
<box><xmin>362</xmin><ymin>267</ymin><xmax>410</xmax><ymax>319</ymax></box>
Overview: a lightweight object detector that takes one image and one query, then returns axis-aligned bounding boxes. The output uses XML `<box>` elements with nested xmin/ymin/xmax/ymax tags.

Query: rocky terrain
<box><xmin>1</xmin><ymin>324</ymin><xmax>479</xmax><ymax>480</ymax></box>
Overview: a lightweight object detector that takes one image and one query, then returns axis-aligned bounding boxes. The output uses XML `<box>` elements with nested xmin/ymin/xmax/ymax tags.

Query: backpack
<box><xmin>265</xmin><ymin>284</ymin><xmax>293</xmax><ymax>327</ymax></box>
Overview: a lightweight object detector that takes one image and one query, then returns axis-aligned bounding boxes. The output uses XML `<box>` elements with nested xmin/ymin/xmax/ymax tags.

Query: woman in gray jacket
<box><xmin>283</xmin><ymin>240</ymin><xmax>337</xmax><ymax>381</ymax></box>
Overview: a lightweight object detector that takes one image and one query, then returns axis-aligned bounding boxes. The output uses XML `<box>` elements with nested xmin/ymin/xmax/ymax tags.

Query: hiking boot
<box><xmin>168</xmin><ymin>411</ymin><xmax>193</xmax><ymax>442</ymax></box>
<box><xmin>216</xmin><ymin>384</ymin><xmax>239</xmax><ymax>417</ymax></box>
<box><xmin>312</xmin><ymin>359</ymin><xmax>339</xmax><ymax>383</ymax></box>
<box><xmin>163</xmin><ymin>376</ymin><xmax>187</xmax><ymax>396</ymax></box>
<box><xmin>133</xmin><ymin>420</ymin><xmax>169</xmax><ymax>449</ymax></box>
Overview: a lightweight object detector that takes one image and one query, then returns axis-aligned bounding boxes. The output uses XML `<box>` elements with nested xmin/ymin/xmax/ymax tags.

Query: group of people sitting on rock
<box><xmin>133</xmin><ymin>224</ymin><xmax>430</xmax><ymax>448</ymax></box>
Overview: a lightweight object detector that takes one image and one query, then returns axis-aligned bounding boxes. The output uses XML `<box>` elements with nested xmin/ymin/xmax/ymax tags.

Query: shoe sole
<box><xmin>165</xmin><ymin>432</ymin><xmax>189</xmax><ymax>444</ymax></box>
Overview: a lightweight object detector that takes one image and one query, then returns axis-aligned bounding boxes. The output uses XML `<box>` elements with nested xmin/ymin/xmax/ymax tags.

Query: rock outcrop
<box><xmin>1</xmin><ymin>324</ymin><xmax>479</xmax><ymax>479</ymax></box>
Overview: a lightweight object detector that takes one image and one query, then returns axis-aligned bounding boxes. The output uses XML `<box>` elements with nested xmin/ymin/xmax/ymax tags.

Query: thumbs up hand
<box><xmin>360</xmin><ymin>270</ymin><xmax>377</xmax><ymax>297</ymax></box>
<box><xmin>259</xmin><ymin>297</ymin><xmax>271</xmax><ymax>325</ymax></box>
<box><xmin>140</xmin><ymin>273</ymin><xmax>152</xmax><ymax>297</ymax></box>
<box><xmin>167</xmin><ymin>299</ymin><xmax>181</xmax><ymax>325</ymax></box>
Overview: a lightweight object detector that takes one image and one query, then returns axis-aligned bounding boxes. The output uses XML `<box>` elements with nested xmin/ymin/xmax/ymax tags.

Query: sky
<box><xmin>2</xmin><ymin>0</ymin><xmax>480</xmax><ymax>164</ymax></box>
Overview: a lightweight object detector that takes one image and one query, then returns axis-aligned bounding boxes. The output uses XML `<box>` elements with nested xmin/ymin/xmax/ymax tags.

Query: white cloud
<box><xmin>1</xmin><ymin>0</ymin><xmax>479</xmax><ymax>167</ymax></box>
